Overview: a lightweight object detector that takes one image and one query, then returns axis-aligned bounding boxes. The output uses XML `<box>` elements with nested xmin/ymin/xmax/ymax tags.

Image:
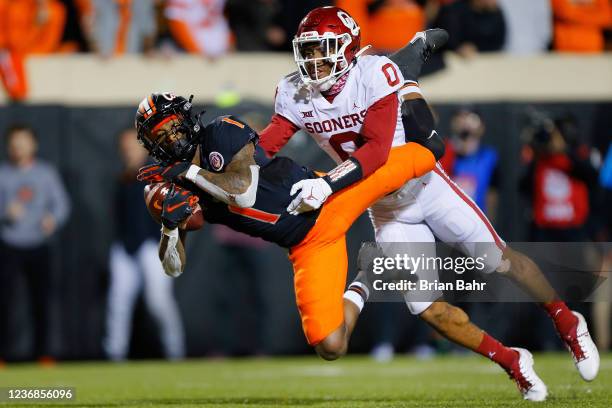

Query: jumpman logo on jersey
<box><xmin>353</xmin><ymin>102</ymin><xmax>361</xmax><ymax>110</ymax></box>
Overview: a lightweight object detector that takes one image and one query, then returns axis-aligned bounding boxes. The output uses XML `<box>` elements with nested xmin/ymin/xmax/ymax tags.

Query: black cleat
<box><xmin>389</xmin><ymin>28</ymin><xmax>449</xmax><ymax>82</ymax></box>
<box><xmin>351</xmin><ymin>242</ymin><xmax>388</xmax><ymax>296</ymax></box>
<box><xmin>352</xmin><ymin>243</ymin><xmax>412</xmax><ymax>294</ymax></box>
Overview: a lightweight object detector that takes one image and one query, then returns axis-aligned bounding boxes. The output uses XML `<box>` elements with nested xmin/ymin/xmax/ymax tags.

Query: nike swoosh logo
<box><xmin>166</xmin><ymin>202</ymin><xmax>187</xmax><ymax>212</ymax></box>
<box><xmin>488</xmin><ymin>351</ymin><xmax>496</xmax><ymax>358</ymax></box>
<box><xmin>554</xmin><ymin>309</ymin><xmax>562</xmax><ymax>317</ymax></box>
<box><xmin>428</xmin><ymin>130</ymin><xmax>437</xmax><ymax>139</ymax></box>
<box><xmin>153</xmin><ymin>200</ymin><xmax>162</xmax><ymax>210</ymax></box>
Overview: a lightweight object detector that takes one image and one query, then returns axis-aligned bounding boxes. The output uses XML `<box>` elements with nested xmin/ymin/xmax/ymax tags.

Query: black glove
<box><xmin>161</xmin><ymin>184</ymin><xmax>199</xmax><ymax>230</ymax></box>
<box><xmin>389</xmin><ymin>28</ymin><xmax>448</xmax><ymax>82</ymax></box>
<box><xmin>137</xmin><ymin>162</ymin><xmax>192</xmax><ymax>183</ymax></box>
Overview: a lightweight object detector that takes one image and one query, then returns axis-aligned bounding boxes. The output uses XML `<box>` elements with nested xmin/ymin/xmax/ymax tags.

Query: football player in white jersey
<box><xmin>259</xmin><ymin>6</ymin><xmax>599</xmax><ymax>401</ymax></box>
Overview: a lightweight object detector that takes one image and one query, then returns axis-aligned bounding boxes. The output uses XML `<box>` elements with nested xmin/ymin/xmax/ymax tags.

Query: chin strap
<box><xmin>320</xmin><ymin>48</ymin><xmax>368</xmax><ymax>92</ymax></box>
<box><xmin>354</xmin><ymin>45</ymin><xmax>372</xmax><ymax>59</ymax></box>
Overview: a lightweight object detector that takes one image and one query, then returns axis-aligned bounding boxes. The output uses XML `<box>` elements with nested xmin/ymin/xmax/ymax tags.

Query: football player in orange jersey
<box><xmin>134</xmin><ymin>91</ymin><xmax>442</xmax><ymax>366</ymax></box>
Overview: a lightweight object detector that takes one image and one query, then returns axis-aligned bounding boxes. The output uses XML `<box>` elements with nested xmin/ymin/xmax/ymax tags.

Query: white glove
<box><xmin>287</xmin><ymin>178</ymin><xmax>333</xmax><ymax>215</ymax></box>
<box><xmin>161</xmin><ymin>227</ymin><xmax>183</xmax><ymax>278</ymax></box>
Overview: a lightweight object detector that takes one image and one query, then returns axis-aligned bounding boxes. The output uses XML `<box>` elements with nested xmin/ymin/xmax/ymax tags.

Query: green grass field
<box><xmin>0</xmin><ymin>353</ymin><xmax>610</xmax><ymax>407</ymax></box>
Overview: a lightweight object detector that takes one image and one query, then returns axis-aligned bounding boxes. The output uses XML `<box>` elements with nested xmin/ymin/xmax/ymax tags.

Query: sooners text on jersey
<box><xmin>275</xmin><ymin>55</ymin><xmax>406</xmax><ymax>164</ymax></box>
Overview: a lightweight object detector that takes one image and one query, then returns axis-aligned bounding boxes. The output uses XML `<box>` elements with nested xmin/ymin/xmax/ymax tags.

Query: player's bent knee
<box><xmin>315</xmin><ymin>343</ymin><xmax>346</xmax><ymax>361</ymax></box>
<box><xmin>315</xmin><ymin>331</ymin><xmax>348</xmax><ymax>361</ymax></box>
<box><xmin>473</xmin><ymin>243</ymin><xmax>504</xmax><ymax>274</ymax></box>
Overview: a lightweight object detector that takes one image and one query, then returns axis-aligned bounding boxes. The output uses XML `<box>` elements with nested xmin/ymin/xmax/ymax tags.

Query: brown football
<box><xmin>143</xmin><ymin>182</ymin><xmax>204</xmax><ymax>231</ymax></box>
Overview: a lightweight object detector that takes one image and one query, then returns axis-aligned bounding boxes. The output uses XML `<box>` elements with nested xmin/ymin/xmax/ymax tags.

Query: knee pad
<box><xmin>495</xmin><ymin>258</ymin><xmax>511</xmax><ymax>274</ymax></box>
<box><xmin>444</xmin><ymin>208</ymin><xmax>478</xmax><ymax>240</ymax></box>
<box><xmin>474</xmin><ymin>242</ymin><xmax>504</xmax><ymax>274</ymax></box>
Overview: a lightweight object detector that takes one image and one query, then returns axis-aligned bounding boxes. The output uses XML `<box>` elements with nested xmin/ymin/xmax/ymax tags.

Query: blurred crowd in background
<box><xmin>1</xmin><ymin>0</ymin><xmax>612</xmax><ymax>100</ymax></box>
<box><xmin>0</xmin><ymin>0</ymin><xmax>611</xmax><ymax>365</ymax></box>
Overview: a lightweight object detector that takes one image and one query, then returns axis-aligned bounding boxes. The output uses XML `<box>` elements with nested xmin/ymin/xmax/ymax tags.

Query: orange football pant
<box><xmin>289</xmin><ymin>142</ymin><xmax>436</xmax><ymax>345</ymax></box>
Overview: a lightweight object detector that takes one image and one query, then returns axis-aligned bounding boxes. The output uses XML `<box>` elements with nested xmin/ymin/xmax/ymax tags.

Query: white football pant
<box><xmin>369</xmin><ymin>164</ymin><xmax>505</xmax><ymax>315</ymax></box>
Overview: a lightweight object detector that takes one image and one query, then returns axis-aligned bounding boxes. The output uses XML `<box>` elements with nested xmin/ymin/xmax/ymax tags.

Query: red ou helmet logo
<box><xmin>337</xmin><ymin>11</ymin><xmax>359</xmax><ymax>36</ymax></box>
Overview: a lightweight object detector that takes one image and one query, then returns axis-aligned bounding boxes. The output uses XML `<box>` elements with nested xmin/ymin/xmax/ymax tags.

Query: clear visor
<box><xmin>293</xmin><ymin>34</ymin><xmax>350</xmax><ymax>84</ymax></box>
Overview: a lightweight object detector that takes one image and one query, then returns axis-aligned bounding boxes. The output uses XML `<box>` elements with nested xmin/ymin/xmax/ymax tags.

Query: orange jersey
<box><xmin>552</xmin><ymin>0</ymin><xmax>612</xmax><ymax>52</ymax></box>
<box><xmin>290</xmin><ymin>142</ymin><xmax>435</xmax><ymax>345</ymax></box>
<box><xmin>0</xmin><ymin>0</ymin><xmax>66</xmax><ymax>55</ymax></box>
<box><xmin>337</xmin><ymin>0</ymin><xmax>425</xmax><ymax>51</ymax></box>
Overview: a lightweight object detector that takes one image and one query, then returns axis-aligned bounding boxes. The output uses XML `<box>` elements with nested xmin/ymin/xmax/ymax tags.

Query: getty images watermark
<box><xmin>359</xmin><ymin>242</ymin><xmax>611</xmax><ymax>303</ymax></box>
<box><xmin>371</xmin><ymin>251</ymin><xmax>488</xmax><ymax>292</ymax></box>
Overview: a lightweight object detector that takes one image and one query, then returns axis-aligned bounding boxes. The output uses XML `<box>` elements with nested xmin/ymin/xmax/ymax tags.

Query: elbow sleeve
<box><xmin>232</xmin><ymin>165</ymin><xmax>259</xmax><ymax>208</ymax></box>
<box><xmin>401</xmin><ymin>99</ymin><xmax>445</xmax><ymax>161</ymax></box>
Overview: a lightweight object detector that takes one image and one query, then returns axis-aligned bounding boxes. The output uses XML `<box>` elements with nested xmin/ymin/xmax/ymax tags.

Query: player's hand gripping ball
<box><xmin>144</xmin><ymin>182</ymin><xmax>204</xmax><ymax>231</ymax></box>
<box><xmin>137</xmin><ymin>162</ymin><xmax>191</xmax><ymax>183</ymax></box>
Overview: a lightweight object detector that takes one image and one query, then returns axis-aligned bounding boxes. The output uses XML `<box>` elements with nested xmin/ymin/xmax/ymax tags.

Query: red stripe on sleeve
<box><xmin>259</xmin><ymin>114</ymin><xmax>300</xmax><ymax>158</ymax></box>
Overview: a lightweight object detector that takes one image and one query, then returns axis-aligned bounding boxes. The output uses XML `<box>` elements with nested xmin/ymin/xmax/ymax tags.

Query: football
<box><xmin>143</xmin><ymin>182</ymin><xmax>204</xmax><ymax>231</ymax></box>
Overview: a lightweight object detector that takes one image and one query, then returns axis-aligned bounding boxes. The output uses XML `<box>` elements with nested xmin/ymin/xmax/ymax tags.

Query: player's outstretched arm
<box><xmin>137</xmin><ymin>145</ymin><xmax>259</xmax><ymax>208</ymax></box>
<box><xmin>137</xmin><ymin>142</ymin><xmax>259</xmax><ymax>207</ymax></box>
<box><xmin>157</xmin><ymin>185</ymin><xmax>195</xmax><ymax>277</ymax></box>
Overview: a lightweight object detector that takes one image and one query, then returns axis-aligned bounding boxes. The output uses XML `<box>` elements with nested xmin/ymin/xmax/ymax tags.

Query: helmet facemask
<box><xmin>147</xmin><ymin>114</ymin><xmax>193</xmax><ymax>162</ymax></box>
<box><xmin>136</xmin><ymin>95</ymin><xmax>203</xmax><ymax>164</ymax></box>
<box><xmin>293</xmin><ymin>32</ymin><xmax>353</xmax><ymax>91</ymax></box>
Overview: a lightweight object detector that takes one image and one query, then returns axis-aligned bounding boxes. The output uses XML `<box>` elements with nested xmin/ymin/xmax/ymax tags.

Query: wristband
<box><xmin>323</xmin><ymin>157</ymin><xmax>363</xmax><ymax>193</ymax></box>
<box><xmin>399</xmin><ymin>81</ymin><xmax>423</xmax><ymax>98</ymax></box>
<box><xmin>185</xmin><ymin>164</ymin><xmax>201</xmax><ymax>183</ymax></box>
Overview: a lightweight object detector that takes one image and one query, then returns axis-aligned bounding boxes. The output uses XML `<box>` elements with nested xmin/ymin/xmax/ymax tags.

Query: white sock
<box><xmin>343</xmin><ymin>282</ymin><xmax>370</xmax><ymax>312</ymax></box>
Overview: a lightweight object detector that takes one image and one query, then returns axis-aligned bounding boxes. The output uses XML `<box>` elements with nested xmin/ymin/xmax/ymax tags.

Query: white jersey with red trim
<box><xmin>274</xmin><ymin>55</ymin><xmax>405</xmax><ymax>164</ymax></box>
<box><xmin>275</xmin><ymin>55</ymin><xmax>507</xmax><ymax>318</ymax></box>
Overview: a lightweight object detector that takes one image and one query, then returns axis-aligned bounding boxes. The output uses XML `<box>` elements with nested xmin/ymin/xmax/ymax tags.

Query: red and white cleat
<box><xmin>562</xmin><ymin>311</ymin><xmax>600</xmax><ymax>381</ymax></box>
<box><xmin>507</xmin><ymin>348</ymin><xmax>548</xmax><ymax>402</ymax></box>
